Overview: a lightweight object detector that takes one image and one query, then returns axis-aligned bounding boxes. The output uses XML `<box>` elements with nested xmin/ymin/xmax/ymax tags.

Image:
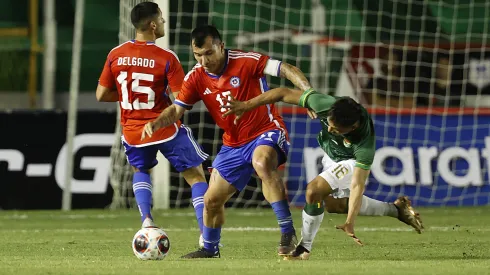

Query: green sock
<box><xmin>304</xmin><ymin>202</ymin><xmax>325</xmax><ymax>216</ymax></box>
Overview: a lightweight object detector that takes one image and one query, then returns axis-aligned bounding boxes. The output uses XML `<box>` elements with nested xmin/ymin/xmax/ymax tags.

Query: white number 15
<box><xmin>117</xmin><ymin>71</ymin><xmax>155</xmax><ymax>110</ymax></box>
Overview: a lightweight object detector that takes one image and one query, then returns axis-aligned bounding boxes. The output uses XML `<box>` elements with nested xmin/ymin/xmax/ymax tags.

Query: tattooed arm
<box><xmin>278</xmin><ymin>62</ymin><xmax>317</xmax><ymax>118</ymax></box>
<box><xmin>259</xmin><ymin>57</ymin><xmax>316</xmax><ymax>118</ymax></box>
<box><xmin>278</xmin><ymin>62</ymin><xmax>313</xmax><ymax>91</ymax></box>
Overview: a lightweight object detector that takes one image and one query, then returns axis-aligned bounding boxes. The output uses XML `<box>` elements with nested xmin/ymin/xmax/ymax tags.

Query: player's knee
<box><xmin>305</xmin><ymin>189</ymin><xmax>320</xmax><ymax>204</ymax></box>
<box><xmin>203</xmin><ymin>192</ymin><xmax>225</xmax><ymax>212</ymax></box>
<box><xmin>305</xmin><ymin>181</ymin><xmax>322</xmax><ymax>203</ymax></box>
<box><xmin>252</xmin><ymin>159</ymin><xmax>271</xmax><ymax>176</ymax></box>
<box><xmin>305</xmin><ymin>177</ymin><xmax>330</xmax><ymax>203</ymax></box>
<box><xmin>252</xmin><ymin>154</ymin><xmax>276</xmax><ymax>178</ymax></box>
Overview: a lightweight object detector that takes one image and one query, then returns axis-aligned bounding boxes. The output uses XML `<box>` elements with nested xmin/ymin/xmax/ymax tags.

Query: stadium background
<box><xmin>4</xmin><ymin>0</ymin><xmax>488</xmax><ymax>95</ymax></box>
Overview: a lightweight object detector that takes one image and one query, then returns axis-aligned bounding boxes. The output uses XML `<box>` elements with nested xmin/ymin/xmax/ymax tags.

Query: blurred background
<box><xmin>1</xmin><ymin>0</ymin><xmax>489</xmax><ymax>210</ymax></box>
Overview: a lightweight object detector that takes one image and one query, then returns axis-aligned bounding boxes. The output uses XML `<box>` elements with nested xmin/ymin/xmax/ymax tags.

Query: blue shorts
<box><xmin>211</xmin><ymin>129</ymin><xmax>289</xmax><ymax>191</ymax></box>
<box><xmin>122</xmin><ymin>124</ymin><xmax>208</xmax><ymax>172</ymax></box>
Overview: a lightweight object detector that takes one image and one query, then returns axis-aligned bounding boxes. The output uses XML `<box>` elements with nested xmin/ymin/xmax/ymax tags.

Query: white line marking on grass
<box><xmin>236</xmin><ymin>212</ymin><xmax>268</xmax><ymax>216</ymax></box>
<box><xmin>2</xmin><ymin>214</ymin><xmax>28</xmax><ymax>220</ymax></box>
<box><xmin>221</xmin><ymin>226</ymin><xmax>488</xmax><ymax>232</ymax></box>
<box><xmin>3</xmin><ymin>208</ymin><xmax>490</xmax><ymax>221</ymax></box>
<box><xmin>1</xmin><ymin>211</ymin><xmax>269</xmax><ymax>220</ymax></box>
<box><xmin>0</xmin><ymin>226</ymin><xmax>486</xmax><ymax>234</ymax></box>
<box><xmin>1</xmin><ymin>212</ymin><xmax>201</xmax><ymax>220</ymax></box>
<box><xmin>49</xmin><ymin>213</ymin><xmax>199</xmax><ymax>219</ymax></box>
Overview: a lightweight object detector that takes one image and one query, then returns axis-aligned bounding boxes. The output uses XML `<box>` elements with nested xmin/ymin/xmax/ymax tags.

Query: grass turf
<box><xmin>0</xmin><ymin>207</ymin><xmax>489</xmax><ymax>274</ymax></box>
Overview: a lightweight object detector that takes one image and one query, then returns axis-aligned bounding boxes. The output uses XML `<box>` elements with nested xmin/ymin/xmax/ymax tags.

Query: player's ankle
<box><xmin>203</xmin><ymin>244</ymin><xmax>219</xmax><ymax>254</ymax></box>
<box><xmin>299</xmin><ymin>242</ymin><xmax>312</xmax><ymax>253</ymax></box>
<box><xmin>280</xmin><ymin>228</ymin><xmax>296</xmax><ymax>235</ymax></box>
<box><xmin>299</xmin><ymin>244</ymin><xmax>311</xmax><ymax>253</ymax></box>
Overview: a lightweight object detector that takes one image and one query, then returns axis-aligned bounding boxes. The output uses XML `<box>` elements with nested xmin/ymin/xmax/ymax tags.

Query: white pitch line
<box><xmin>0</xmin><ymin>226</ymin><xmax>486</xmax><ymax>234</ymax></box>
<box><xmin>1</xmin><ymin>213</ymin><xmax>195</xmax><ymax>220</ymax></box>
<box><xmin>3</xmin><ymin>208</ymin><xmax>488</xmax><ymax>221</ymax></box>
<box><xmin>2</xmin><ymin>214</ymin><xmax>29</xmax><ymax>220</ymax></box>
<box><xmin>0</xmin><ymin>211</ymin><xmax>272</xmax><ymax>220</ymax></box>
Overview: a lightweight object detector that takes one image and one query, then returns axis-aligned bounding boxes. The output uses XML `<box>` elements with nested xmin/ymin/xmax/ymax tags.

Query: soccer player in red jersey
<box><xmin>95</xmin><ymin>2</ymin><xmax>209</xmax><ymax>244</ymax></box>
<box><xmin>141</xmin><ymin>25</ymin><xmax>316</xmax><ymax>258</ymax></box>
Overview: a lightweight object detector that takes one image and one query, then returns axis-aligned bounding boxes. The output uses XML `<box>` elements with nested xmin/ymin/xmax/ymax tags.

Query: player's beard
<box><xmin>156</xmin><ymin>27</ymin><xmax>164</xmax><ymax>39</ymax></box>
<box><xmin>205</xmin><ymin>64</ymin><xmax>216</xmax><ymax>73</ymax></box>
<box><xmin>206</xmin><ymin>59</ymin><xmax>225</xmax><ymax>75</ymax></box>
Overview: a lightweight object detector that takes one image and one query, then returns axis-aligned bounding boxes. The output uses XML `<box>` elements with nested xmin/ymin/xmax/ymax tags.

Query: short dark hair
<box><xmin>191</xmin><ymin>25</ymin><xmax>222</xmax><ymax>48</ymax></box>
<box><xmin>327</xmin><ymin>97</ymin><xmax>362</xmax><ymax>128</ymax></box>
<box><xmin>131</xmin><ymin>2</ymin><xmax>159</xmax><ymax>31</ymax></box>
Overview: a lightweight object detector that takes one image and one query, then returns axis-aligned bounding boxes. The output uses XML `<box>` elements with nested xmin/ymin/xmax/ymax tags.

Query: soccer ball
<box><xmin>132</xmin><ymin>227</ymin><xmax>170</xmax><ymax>260</ymax></box>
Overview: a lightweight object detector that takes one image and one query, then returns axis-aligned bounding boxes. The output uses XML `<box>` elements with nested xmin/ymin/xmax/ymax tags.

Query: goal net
<box><xmin>112</xmin><ymin>0</ymin><xmax>490</xmax><ymax>208</ymax></box>
<box><xmin>109</xmin><ymin>0</ymin><xmax>146</xmax><ymax>209</ymax></box>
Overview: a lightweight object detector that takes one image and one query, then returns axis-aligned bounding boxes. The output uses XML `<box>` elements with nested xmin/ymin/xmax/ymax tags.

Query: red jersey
<box><xmin>175</xmin><ymin>49</ymin><xmax>287</xmax><ymax>147</ymax></box>
<box><xmin>98</xmin><ymin>40</ymin><xmax>184</xmax><ymax>146</ymax></box>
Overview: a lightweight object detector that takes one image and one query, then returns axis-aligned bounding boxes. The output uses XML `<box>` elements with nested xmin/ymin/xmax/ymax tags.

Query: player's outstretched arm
<box><xmin>96</xmin><ymin>84</ymin><xmax>119</xmax><ymax>102</ymax></box>
<box><xmin>278</xmin><ymin>63</ymin><xmax>317</xmax><ymax>119</ymax></box>
<box><xmin>278</xmin><ymin>63</ymin><xmax>311</xmax><ymax>91</ymax></box>
<box><xmin>222</xmin><ymin>87</ymin><xmax>302</xmax><ymax>121</ymax></box>
<box><xmin>244</xmin><ymin>87</ymin><xmax>302</xmax><ymax>107</ymax></box>
<box><xmin>141</xmin><ymin>104</ymin><xmax>186</xmax><ymax>140</ymax></box>
<box><xmin>336</xmin><ymin>167</ymin><xmax>370</xmax><ymax>246</ymax></box>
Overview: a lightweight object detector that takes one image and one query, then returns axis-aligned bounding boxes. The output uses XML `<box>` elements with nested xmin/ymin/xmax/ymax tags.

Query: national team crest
<box><xmin>343</xmin><ymin>138</ymin><xmax>352</xmax><ymax>148</ymax></box>
<box><xmin>230</xmin><ymin>76</ymin><xmax>241</xmax><ymax>88</ymax></box>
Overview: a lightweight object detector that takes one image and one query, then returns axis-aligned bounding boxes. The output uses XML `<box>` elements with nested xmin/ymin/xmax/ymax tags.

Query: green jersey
<box><xmin>298</xmin><ymin>89</ymin><xmax>376</xmax><ymax>170</ymax></box>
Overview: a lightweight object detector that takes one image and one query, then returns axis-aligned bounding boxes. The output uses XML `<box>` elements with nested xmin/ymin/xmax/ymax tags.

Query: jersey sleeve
<box><xmin>174</xmin><ymin>69</ymin><xmax>201</xmax><ymax>109</ymax></box>
<box><xmin>263</xmin><ymin>59</ymin><xmax>282</xmax><ymax>77</ymax></box>
<box><xmin>252</xmin><ymin>53</ymin><xmax>271</xmax><ymax>78</ymax></box>
<box><xmin>353</xmin><ymin>125</ymin><xmax>376</xmax><ymax>170</ymax></box>
<box><xmin>165</xmin><ymin>50</ymin><xmax>185</xmax><ymax>92</ymax></box>
<box><xmin>98</xmin><ymin>54</ymin><xmax>115</xmax><ymax>88</ymax></box>
<box><xmin>298</xmin><ymin>89</ymin><xmax>337</xmax><ymax>113</ymax></box>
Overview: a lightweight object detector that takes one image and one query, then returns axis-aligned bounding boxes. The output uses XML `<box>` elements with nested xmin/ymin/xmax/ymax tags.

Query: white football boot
<box><xmin>142</xmin><ymin>216</ymin><xmax>157</xmax><ymax>228</ymax></box>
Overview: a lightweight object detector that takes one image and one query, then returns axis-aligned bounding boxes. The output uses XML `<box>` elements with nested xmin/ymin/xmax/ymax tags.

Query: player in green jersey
<box><xmin>222</xmin><ymin>87</ymin><xmax>424</xmax><ymax>260</ymax></box>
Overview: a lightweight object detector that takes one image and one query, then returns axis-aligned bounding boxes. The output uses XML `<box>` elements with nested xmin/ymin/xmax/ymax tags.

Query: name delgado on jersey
<box><xmin>117</xmin><ymin>56</ymin><xmax>155</xmax><ymax>68</ymax></box>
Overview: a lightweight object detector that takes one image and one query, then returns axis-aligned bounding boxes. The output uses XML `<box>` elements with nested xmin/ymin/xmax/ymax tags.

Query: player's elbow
<box><xmin>96</xmin><ymin>91</ymin><xmax>104</xmax><ymax>102</ymax></box>
<box><xmin>96</xmin><ymin>87</ymin><xmax>107</xmax><ymax>102</ymax></box>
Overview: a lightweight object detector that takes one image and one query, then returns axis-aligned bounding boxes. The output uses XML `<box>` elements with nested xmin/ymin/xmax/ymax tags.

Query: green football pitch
<box><xmin>0</xmin><ymin>207</ymin><xmax>489</xmax><ymax>275</ymax></box>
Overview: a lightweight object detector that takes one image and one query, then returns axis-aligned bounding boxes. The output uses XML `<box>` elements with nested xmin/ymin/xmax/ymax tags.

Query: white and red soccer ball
<box><xmin>132</xmin><ymin>227</ymin><xmax>170</xmax><ymax>260</ymax></box>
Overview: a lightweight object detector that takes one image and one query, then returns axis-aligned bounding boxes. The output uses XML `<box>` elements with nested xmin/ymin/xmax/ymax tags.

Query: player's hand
<box><xmin>221</xmin><ymin>95</ymin><xmax>248</xmax><ymax>125</ymax></box>
<box><xmin>336</xmin><ymin>222</ymin><xmax>363</xmax><ymax>246</ymax></box>
<box><xmin>306</xmin><ymin>109</ymin><xmax>317</xmax><ymax>119</ymax></box>
<box><xmin>141</xmin><ymin>121</ymin><xmax>157</xmax><ymax>140</ymax></box>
